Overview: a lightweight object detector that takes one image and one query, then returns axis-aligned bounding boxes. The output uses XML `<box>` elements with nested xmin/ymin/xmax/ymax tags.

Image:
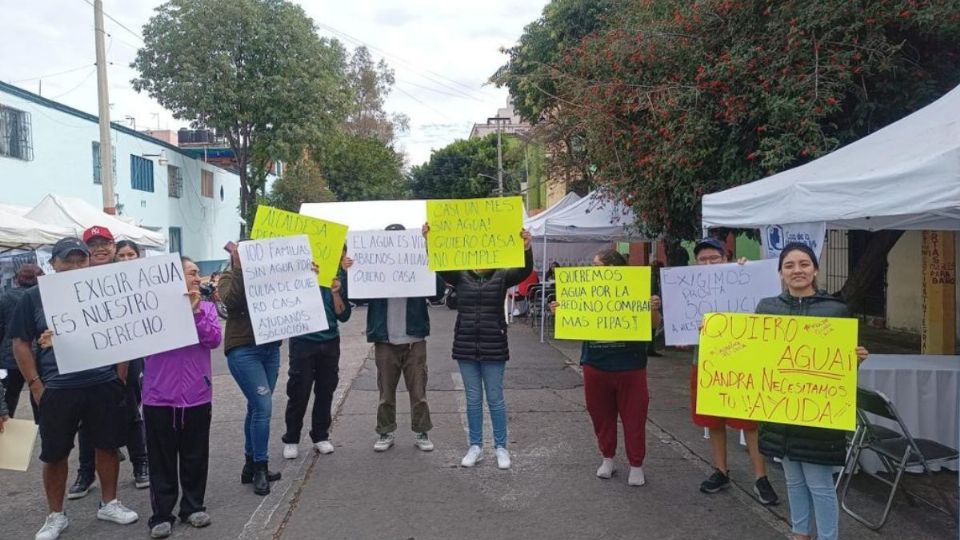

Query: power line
<box><xmin>393</xmin><ymin>86</ymin><xmax>453</xmax><ymax>121</ymax></box>
<box><xmin>78</xmin><ymin>0</ymin><xmax>144</xmax><ymax>42</ymax></box>
<box><xmin>47</xmin><ymin>67</ymin><xmax>98</xmax><ymax>99</ymax></box>
<box><xmin>9</xmin><ymin>64</ymin><xmax>96</xmax><ymax>83</ymax></box>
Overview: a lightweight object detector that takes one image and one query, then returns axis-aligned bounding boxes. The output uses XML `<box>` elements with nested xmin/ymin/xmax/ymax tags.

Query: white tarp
<box><xmin>300</xmin><ymin>200</ymin><xmax>427</xmax><ymax>231</ymax></box>
<box><xmin>702</xmin><ymin>84</ymin><xmax>960</xmax><ymax>231</ymax></box>
<box><xmin>25</xmin><ymin>194</ymin><xmax>167</xmax><ymax>249</ymax></box>
<box><xmin>523</xmin><ymin>192</ymin><xmax>581</xmax><ymax>234</ymax></box>
<box><xmin>0</xmin><ymin>208</ymin><xmax>74</xmax><ymax>248</ymax></box>
<box><xmin>531</xmin><ymin>191</ymin><xmax>645</xmax><ymax>241</ymax></box>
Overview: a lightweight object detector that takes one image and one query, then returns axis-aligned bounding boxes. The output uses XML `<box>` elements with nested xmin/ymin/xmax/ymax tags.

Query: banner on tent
<box><xmin>40</xmin><ymin>254</ymin><xmax>199</xmax><ymax>374</ymax></box>
<box><xmin>426</xmin><ymin>196</ymin><xmax>524</xmax><ymax>271</ymax></box>
<box><xmin>239</xmin><ymin>236</ymin><xmax>328</xmax><ymax>344</ymax></box>
<box><xmin>696</xmin><ymin>312</ymin><xmax>858</xmax><ymax>430</ymax></box>
<box><xmin>250</xmin><ymin>205</ymin><xmax>348</xmax><ymax>286</ymax></box>
<box><xmin>346</xmin><ymin>230</ymin><xmax>436</xmax><ymax>299</ymax></box>
<box><xmin>554</xmin><ymin>266</ymin><xmax>652</xmax><ymax>341</ymax></box>
<box><xmin>532</xmin><ymin>240</ymin><xmax>609</xmax><ymax>275</ymax></box>
<box><xmin>761</xmin><ymin>222</ymin><xmax>826</xmax><ymax>260</ymax></box>
<box><xmin>660</xmin><ymin>259</ymin><xmax>781</xmax><ymax>346</ymax></box>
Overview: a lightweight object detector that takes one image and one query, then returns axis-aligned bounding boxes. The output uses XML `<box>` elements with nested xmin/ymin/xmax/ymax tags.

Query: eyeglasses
<box><xmin>87</xmin><ymin>239</ymin><xmax>114</xmax><ymax>249</ymax></box>
<box><xmin>696</xmin><ymin>254</ymin><xmax>724</xmax><ymax>264</ymax></box>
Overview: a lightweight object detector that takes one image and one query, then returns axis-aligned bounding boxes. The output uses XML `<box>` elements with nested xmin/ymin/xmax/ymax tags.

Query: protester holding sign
<box><xmin>424</xmin><ymin>223</ymin><xmax>533</xmax><ymax>470</ymax></box>
<box><xmin>142</xmin><ymin>257</ymin><xmax>222</xmax><ymax>539</ymax></box>
<box><xmin>550</xmin><ymin>249</ymin><xmax>661</xmax><ymax>487</ymax></box>
<box><xmin>281</xmin><ymin>251</ymin><xmax>351</xmax><ymax>460</ymax></box>
<box><xmin>755</xmin><ymin>242</ymin><xmax>869</xmax><ymax>540</ymax></box>
<box><xmin>359</xmin><ymin>224</ymin><xmax>446</xmax><ymax>454</ymax></box>
<box><xmin>684</xmin><ymin>238</ymin><xmax>779</xmax><ymax>505</ymax></box>
<box><xmin>11</xmin><ymin>237</ymin><xmax>138</xmax><ymax>540</ymax></box>
<box><xmin>219</xmin><ymin>243</ymin><xmax>283</xmax><ymax>496</ymax></box>
<box><xmin>0</xmin><ymin>263</ymin><xmax>42</xmax><ymax>421</ymax></box>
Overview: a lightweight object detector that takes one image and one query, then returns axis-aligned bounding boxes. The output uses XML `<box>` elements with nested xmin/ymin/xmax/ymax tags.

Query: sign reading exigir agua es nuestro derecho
<box><xmin>239</xmin><ymin>235</ymin><xmax>328</xmax><ymax>345</ymax></box>
<box><xmin>426</xmin><ymin>196</ymin><xmax>524</xmax><ymax>271</ymax></box>
<box><xmin>39</xmin><ymin>253</ymin><xmax>199</xmax><ymax>374</ymax></box>
<box><xmin>554</xmin><ymin>266</ymin><xmax>652</xmax><ymax>341</ymax></box>
<box><xmin>346</xmin><ymin>230</ymin><xmax>437</xmax><ymax>299</ymax></box>
<box><xmin>696</xmin><ymin>312</ymin><xmax>859</xmax><ymax>431</ymax></box>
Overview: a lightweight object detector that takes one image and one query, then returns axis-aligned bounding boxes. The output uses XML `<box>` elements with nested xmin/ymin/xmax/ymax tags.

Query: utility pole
<box><xmin>94</xmin><ymin>0</ymin><xmax>116</xmax><ymax>214</ymax></box>
<box><xmin>488</xmin><ymin>116</ymin><xmax>509</xmax><ymax>197</ymax></box>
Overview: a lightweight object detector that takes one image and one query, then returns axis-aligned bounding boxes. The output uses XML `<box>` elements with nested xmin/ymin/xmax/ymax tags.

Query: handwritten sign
<box><xmin>39</xmin><ymin>254</ymin><xmax>198</xmax><ymax>374</ymax></box>
<box><xmin>426</xmin><ymin>196</ymin><xmax>524</xmax><ymax>271</ymax></box>
<box><xmin>250</xmin><ymin>205</ymin><xmax>348</xmax><ymax>286</ymax></box>
<box><xmin>554</xmin><ymin>266</ymin><xmax>652</xmax><ymax>341</ymax></box>
<box><xmin>346</xmin><ymin>230</ymin><xmax>436</xmax><ymax>299</ymax></box>
<box><xmin>660</xmin><ymin>259</ymin><xmax>781</xmax><ymax>346</ymax></box>
<box><xmin>239</xmin><ymin>236</ymin><xmax>328</xmax><ymax>345</ymax></box>
<box><xmin>696</xmin><ymin>312</ymin><xmax>858</xmax><ymax>430</ymax></box>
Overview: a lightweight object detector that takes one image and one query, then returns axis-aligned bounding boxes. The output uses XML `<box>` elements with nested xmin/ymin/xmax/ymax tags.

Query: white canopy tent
<box><xmin>523</xmin><ymin>191</ymin><xmax>581</xmax><ymax>233</ymax></box>
<box><xmin>25</xmin><ymin>194</ymin><xmax>167</xmax><ymax>249</ymax></box>
<box><xmin>702</xmin><ymin>85</ymin><xmax>960</xmax><ymax>231</ymax></box>
<box><xmin>0</xmin><ymin>208</ymin><xmax>74</xmax><ymax>249</ymax></box>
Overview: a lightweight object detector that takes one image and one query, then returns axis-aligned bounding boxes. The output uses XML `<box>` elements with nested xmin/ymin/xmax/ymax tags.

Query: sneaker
<box><xmin>628</xmin><ymin>466</ymin><xmax>646</xmax><ymax>486</ymax></box>
<box><xmin>460</xmin><ymin>445</ymin><xmax>483</xmax><ymax>467</ymax></box>
<box><xmin>149</xmin><ymin>522</ymin><xmax>172</xmax><ymax>539</ymax></box>
<box><xmin>35</xmin><ymin>512</ymin><xmax>68</xmax><ymax>540</ymax></box>
<box><xmin>67</xmin><ymin>473</ymin><xmax>94</xmax><ymax>500</ymax></box>
<box><xmin>283</xmin><ymin>443</ymin><xmax>299</xmax><ymax>460</ymax></box>
<box><xmin>414</xmin><ymin>432</ymin><xmax>434</xmax><ymax>452</ymax></box>
<box><xmin>134</xmin><ymin>463</ymin><xmax>150</xmax><ymax>489</ymax></box>
<box><xmin>596</xmin><ymin>458</ymin><xmax>615</xmax><ymax>479</ymax></box>
<box><xmin>374</xmin><ymin>433</ymin><xmax>395</xmax><ymax>452</ymax></box>
<box><xmin>185</xmin><ymin>511</ymin><xmax>212</xmax><ymax>528</ymax></box>
<box><xmin>96</xmin><ymin>499</ymin><xmax>138</xmax><ymax>525</ymax></box>
<box><xmin>314</xmin><ymin>440</ymin><xmax>335</xmax><ymax>455</ymax></box>
<box><xmin>700</xmin><ymin>469</ymin><xmax>730</xmax><ymax>493</ymax></box>
<box><xmin>496</xmin><ymin>447</ymin><xmax>511</xmax><ymax>470</ymax></box>
<box><xmin>753</xmin><ymin>476</ymin><xmax>779</xmax><ymax>506</ymax></box>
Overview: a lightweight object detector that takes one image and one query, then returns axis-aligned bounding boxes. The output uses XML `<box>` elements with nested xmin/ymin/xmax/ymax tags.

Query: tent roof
<box><xmin>300</xmin><ymin>199</ymin><xmax>426</xmax><ymax>231</ymax></box>
<box><xmin>25</xmin><ymin>194</ymin><xmax>167</xmax><ymax>249</ymax></box>
<box><xmin>0</xmin><ymin>208</ymin><xmax>75</xmax><ymax>249</ymax></box>
<box><xmin>531</xmin><ymin>191</ymin><xmax>645</xmax><ymax>241</ymax></box>
<box><xmin>524</xmin><ymin>192</ymin><xmax>581</xmax><ymax>231</ymax></box>
<box><xmin>702</xmin><ymin>85</ymin><xmax>960</xmax><ymax>230</ymax></box>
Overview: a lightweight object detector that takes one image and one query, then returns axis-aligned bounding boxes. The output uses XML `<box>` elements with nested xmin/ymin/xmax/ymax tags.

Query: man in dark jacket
<box><xmin>362</xmin><ymin>224</ymin><xmax>446</xmax><ymax>453</ymax></box>
<box><xmin>0</xmin><ymin>263</ymin><xmax>42</xmax><ymax>420</ymax></box>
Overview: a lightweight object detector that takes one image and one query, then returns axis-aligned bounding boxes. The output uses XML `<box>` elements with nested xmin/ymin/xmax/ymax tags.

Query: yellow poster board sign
<box><xmin>696</xmin><ymin>312</ymin><xmax>858</xmax><ymax>430</ymax></box>
<box><xmin>426</xmin><ymin>197</ymin><xmax>524</xmax><ymax>271</ymax></box>
<box><xmin>554</xmin><ymin>266</ymin><xmax>652</xmax><ymax>341</ymax></box>
<box><xmin>250</xmin><ymin>205</ymin><xmax>349</xmax><ymax>286</ymax></box>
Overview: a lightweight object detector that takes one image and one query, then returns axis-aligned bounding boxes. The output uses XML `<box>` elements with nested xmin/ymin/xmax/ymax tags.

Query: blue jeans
<box><xmin>781</xmin><ymin>457</ymin><xmax>839</xmax><ymax>540</ymax></box>
<box><xmin>457</xmin><ymin>360</ymin><xmax>507</xmax><ymax>448</ymax></box>
<box><xmin>227</xmin><ymin>343</ymin><xmax>281</xmax><ymax>462</ymax></box>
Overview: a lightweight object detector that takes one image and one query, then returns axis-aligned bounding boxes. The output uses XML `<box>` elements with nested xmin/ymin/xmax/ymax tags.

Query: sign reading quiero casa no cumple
<box><xmin>426</xmin><ymin>196</ymin><xmax>524</xmax><ymax>271</ymax></box>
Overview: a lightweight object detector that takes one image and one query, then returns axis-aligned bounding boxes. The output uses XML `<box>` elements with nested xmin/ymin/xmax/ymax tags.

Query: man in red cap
<box><xmin>82</xmin><ymin>226</ymin><xmax>117</xmax><ymax>267</ymax></box>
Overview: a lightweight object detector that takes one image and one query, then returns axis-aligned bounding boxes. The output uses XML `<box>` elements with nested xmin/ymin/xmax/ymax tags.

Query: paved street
<box><xmin>1</xmin><ymin>306</ymin><xmax>956</xmax><ymax>539</ymax></box>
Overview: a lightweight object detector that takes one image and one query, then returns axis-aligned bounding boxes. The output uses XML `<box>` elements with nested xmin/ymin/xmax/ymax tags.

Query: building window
<box><xmin>167</xmin><ymin>165</ymin><xmax>183</xmax><ymax>198</ymax></box>
<box><xmin>91</xmin><ymin>141</ymin><xmax>116</xmax><ymax>185</ymax></box>
<box><xmin>168</xmin><ymin>227</ymin><xmax>182</xmax><ymax>254</ymax></box>
<box><xmin>131</xmin><ymin>155</ymin><xmax>154</xmax><ymax>192</ymax></box>
<box><xmin>201</xmin><ymin>170</ymin><xmax>214</xmax><ymax>198</ymax></box>
<box><xmin>0</xmin><ymin>105</ymin><xmax>34</xmax><ymax>161</ymax></box>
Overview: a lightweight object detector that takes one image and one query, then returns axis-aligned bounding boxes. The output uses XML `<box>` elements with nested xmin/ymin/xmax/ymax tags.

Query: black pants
<box><xmin>143</xmin><ymin>403</ymin><xmax>211</xmax><ymax>527</ymax></box>
<box><xmin>2</xmin><ymin>368</ymin><xmax>39</xmax><ymax>421</ymax></box>
<box><xmin>79</xmin><ymin>360</ymin><xmax>148</xmax><ymax>476</ymax></box>
<box><xmin>282</xmin><ymin>337</ymin><xmax>340</xmax><ymax>444</ymax></box>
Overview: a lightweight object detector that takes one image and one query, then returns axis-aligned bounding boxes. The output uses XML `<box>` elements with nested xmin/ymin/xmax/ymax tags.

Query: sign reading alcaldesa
<box><xmin>239</xmin><ymin>235</ymin><xmax>328</xmax><ymax>344</ymax></box>
<box><xmin>39</xmin><ymin>254</ymin><xmax>199</xmax><ymax>374</ymax></box>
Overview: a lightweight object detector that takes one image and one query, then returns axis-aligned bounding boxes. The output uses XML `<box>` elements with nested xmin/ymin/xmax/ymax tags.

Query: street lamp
<box><xmin>487</xmin><ymin>116</ymin><xmax>510</xmax><ymax>196</ymax></box>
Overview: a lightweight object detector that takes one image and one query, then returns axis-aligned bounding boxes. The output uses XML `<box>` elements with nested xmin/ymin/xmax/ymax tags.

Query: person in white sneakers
<box><xmin>10</xmin><ymin>238</ymin><xmax>139</xmax><ymax>539</ymax></box>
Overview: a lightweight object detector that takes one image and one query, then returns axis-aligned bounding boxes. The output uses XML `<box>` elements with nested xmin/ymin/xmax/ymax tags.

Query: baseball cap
<box><xmin>51</xmin><ymin>237</ymin><xmax>91</xmax><ymax>260</ymax></box>
<box><xmin>385</xmin><ymin>223</ymin><xmax>406</xmax><ymax>231</ymax></box>
<box><xmin>82</xmin><ymin>225</ymin><xmax>115</xmax><ymax>244</ymax></box>
<box><xmin>693</xmin><ymin>238</ymin><xmax>726</xmax><ymax>256</ymax></box>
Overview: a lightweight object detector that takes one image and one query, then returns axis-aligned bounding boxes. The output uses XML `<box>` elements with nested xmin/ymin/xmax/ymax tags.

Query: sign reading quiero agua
<box><xmin>426</xmin><ymin>196</ymin><xmax>524</xmax><ymax>271</ymax></box>
<box><xmin>554</xmin><ymin>266</ymin><xmax>652</xmax><ymax>341</ymax></box>
<box><xmin>250</xmin><ymin>205</ymin><xmax>348</xmax><ymax>286</ymax></box>
<box><xmin>239</xmin><ymin>236</ymin><xmax>328</xmax><ymax>345</ymax></box>
<box><xmin>696</xmin><ymin>312</ymin><xmax>858</xmax><ymax>430</ymax></box>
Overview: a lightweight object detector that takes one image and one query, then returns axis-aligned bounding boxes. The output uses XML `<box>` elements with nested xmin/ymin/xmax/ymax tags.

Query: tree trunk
<box><xmin>837</xmin><ymin>230</ymin><xmax>904</xmax><ymax>314</ymax></box>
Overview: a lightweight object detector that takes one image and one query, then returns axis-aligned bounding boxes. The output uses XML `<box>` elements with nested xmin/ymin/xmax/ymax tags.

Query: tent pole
<box><xmin>540</xmin><ymin>225</ymin><xmax>549</xmax><ymax>343</ymax></box>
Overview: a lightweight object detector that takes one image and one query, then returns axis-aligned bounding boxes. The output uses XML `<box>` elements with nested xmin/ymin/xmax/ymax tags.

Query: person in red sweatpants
<box><xmin>551</xmin><ymin>248</ymin><xmax>661</xmax><ymax>487</ymax></box>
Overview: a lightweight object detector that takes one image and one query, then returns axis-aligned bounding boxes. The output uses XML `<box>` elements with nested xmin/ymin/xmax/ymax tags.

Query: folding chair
<box><xmin>837</xmin><ymin>387</ymin><xmax>959</xmax><ymax>530</ymax></box>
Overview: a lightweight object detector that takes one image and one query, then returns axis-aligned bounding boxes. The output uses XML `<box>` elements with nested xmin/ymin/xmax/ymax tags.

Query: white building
<box><xmin>0</xmin><ymin>81</ymin><xmax>241</xmax><ymax>273</ymax></box>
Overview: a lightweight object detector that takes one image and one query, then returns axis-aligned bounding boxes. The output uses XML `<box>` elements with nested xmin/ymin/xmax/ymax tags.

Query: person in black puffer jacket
<box><xmin>756</xmin><ymin>243</ymin><xmax>868</xmax><ymax>540</ymax></box>
<box><xmin>423</xmin><ymin>223</ymin><xmax>533</xmax><ymax>470</ymax></box>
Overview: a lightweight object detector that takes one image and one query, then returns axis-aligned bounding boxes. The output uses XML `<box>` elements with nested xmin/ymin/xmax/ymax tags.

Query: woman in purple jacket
<box><xmin>142</xmin><ymin>257</ymin><xmax>223</xmax><ymax>539</ymax></box>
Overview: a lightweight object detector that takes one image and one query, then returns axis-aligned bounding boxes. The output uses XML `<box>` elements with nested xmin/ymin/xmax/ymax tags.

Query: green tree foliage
<box><xmin>132</xmin><ymin>0</ymin><xmax>351</xmax><ymax>231</ymax></box>
<box><xmin>344</xmin><ymin>46</ymin><xmax>410</xmax><ymax>144</ymax></box>
<box><xmin>409</xmin><ymin>135</ymin><xmax>525</xmax><ymax>200</ymax></box>
<box><xmin>319</xmin><ymin>132</ymin><xmax>408</xmax><ymax>201</ymax></box>
<box><xmin>268</xmin><ymin>156</ymin><xmax>336</xmax><ymax>212</ymax></box>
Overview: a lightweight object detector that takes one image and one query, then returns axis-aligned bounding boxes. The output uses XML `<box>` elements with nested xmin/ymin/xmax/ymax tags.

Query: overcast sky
<box><xmin>0</xmin><ymin>0</ymin><xmax>546</xmax><ymax>167</ymax></box>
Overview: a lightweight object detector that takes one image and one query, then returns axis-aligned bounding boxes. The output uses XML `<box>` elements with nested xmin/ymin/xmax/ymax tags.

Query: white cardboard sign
<box><xmin>346</xmin><ymin>230</ymin><xmax>436</xmax><ymax>299</ymax></box>
<box><xmin>239</xmin><ymin>236</ymin><xmax>328</xmax><ymax>344</ymax></box>
<box><xmin>39</xmin><ymin>253</ymin><xmax>199</xmax><ymax>374</ymax></box>
<box><xmin>660</xmin><ymin>258</ymin><xmax>782</xmax><ymax>346</ymax></box>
